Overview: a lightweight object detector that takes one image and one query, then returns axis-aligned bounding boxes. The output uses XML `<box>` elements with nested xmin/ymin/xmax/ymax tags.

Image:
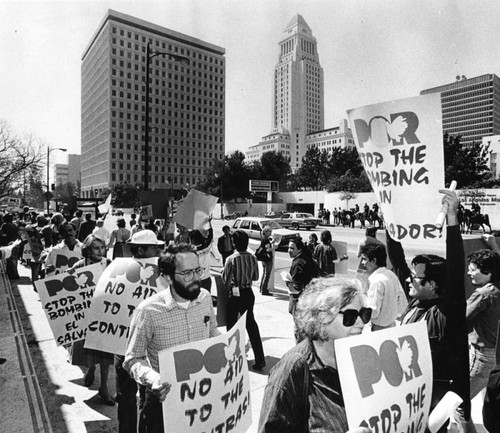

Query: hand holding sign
<box><xmin>152</xmin><ymin>376</ymin><xmax>172</xmax><ymax>402</ymax></box>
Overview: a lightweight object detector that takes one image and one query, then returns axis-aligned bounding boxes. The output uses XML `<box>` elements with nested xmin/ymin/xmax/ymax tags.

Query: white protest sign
<box><xmin>332</xmin><ymin>241</ymin><xmax>348</xmax><ymax>274</ymax></box>
<box><xmin>84</xmin><ymin>257</ymin><xmax>166</xmax><ymax>355</ymax></box>
<box><xmin>347</xmin><ymin>94</ymin><xmax>445</xmax><ymax>247</ymax></box>
<box><xmin>159</xmin><ymin>314</ymin><xmax>251</xmax><ymax>433</ymax></box>
<box><xmin>336</xmin><ymin>322</ymin><xmax>432</xmax><ymax>432</ymax></box>
<box><xmin>46</xmin><ymin>248</ymin><xmax>83</xmax><ymax>276</ymax></box>
<box><xmin>173</xmin><ymin>189</ymin><xmax>219</xmax><ymax>230</ymax></box>
<box><xmin>34</xmin><ymin>263</ymin><xmax>104</xmax><ymax>346</ymax></box>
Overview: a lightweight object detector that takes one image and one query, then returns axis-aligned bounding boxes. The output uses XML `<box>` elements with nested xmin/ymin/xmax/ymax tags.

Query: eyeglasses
<box><xmin>338</xmin><ymin>307</ymin><xmax>372</xmax><ymax>327</ymax></box>
<box><xmin>409</xmin><ymin>274</ymin><xmax>427</xmax><ymax>286</ymax></box>
<box><xmin>175</xmin><ymin>267</ymin><xmax>203</xmax><ymax>281</ymax></box>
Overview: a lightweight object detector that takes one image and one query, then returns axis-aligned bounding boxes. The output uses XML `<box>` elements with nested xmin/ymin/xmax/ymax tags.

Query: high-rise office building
<box><xmin>81</xmin><ymin>10</ymin><xmax>225</xmax><ymax>197</ymax></box>
<box><xmin>246</xmin><ymin>15</ymin><xmax>324</xmax><ymax>170</ymax></box>
<box><xmin>421</xmin><ymin>73</ymin><xmax>500</xmax><ymax>146</ymax></box>
<box><xmin>67</xmin><ymin>154</ymin><xmax>81</xmax><ymax>186</ymax></box>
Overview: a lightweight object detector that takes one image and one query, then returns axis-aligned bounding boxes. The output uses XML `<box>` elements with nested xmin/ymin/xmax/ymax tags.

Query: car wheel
<box><xmin>292</xmin><ymin>223</ymin><xmax>299</xmax><ymax>230</ymax></box>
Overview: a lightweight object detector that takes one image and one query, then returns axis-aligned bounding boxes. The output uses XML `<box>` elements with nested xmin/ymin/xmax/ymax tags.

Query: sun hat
<box><xmin>127</xmin><ymin>229</ymin><xmax>165</xmax><ymax>246</ymax></box>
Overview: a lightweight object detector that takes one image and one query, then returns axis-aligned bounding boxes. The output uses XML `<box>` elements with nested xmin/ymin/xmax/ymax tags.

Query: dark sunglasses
<box><xmin>338</xmin><ymin>307</ymin><xmax>372</xmax><ymax>327</ymax></box>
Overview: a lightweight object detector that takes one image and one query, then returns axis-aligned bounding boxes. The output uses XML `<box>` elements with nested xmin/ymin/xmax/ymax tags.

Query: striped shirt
<box><xmin>123</xmin><ymin>287</ymin><xmax>219</xmax><ymax>387</ymax></box>
<box><xmin>222</xmin><ymin>250</ymin><xmax>259</xmax><ymax>288</ymax></box>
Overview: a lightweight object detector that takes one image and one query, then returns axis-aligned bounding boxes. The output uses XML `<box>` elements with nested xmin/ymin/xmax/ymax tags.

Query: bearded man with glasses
<box><xmin>124</xmin><ymin>242</ymin><xmax>219</xmax><ymax>433</ymax></box>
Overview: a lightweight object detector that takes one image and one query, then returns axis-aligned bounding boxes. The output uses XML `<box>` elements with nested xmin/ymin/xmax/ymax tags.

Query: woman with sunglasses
<box><xmin>258</xmin><ymin>276</ymin><xmax>371</xmax><ymax>433</ymax></box>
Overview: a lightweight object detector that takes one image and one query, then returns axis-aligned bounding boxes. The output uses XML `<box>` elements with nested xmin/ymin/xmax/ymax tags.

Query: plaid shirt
<box><xmin>123</xmin><ymin>287</ymin><xmax>219</xmax><ymax>387</ymax></box>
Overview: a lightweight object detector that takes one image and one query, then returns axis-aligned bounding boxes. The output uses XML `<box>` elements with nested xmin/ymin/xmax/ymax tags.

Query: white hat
<box><xmin>128</xmin><ymin>229</ymin><xmax>165</xmax><ymax>246</ymax></box>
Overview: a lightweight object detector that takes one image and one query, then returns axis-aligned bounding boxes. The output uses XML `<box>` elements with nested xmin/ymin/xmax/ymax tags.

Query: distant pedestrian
<box><xmin>313</xmin><ymin>230</ymin><xmax>348</xmax><ymax>277</ymax></box>
<box><xmin>255</xmin><ymin>226</ymin><xmax>275</xmax><ymax>296</ymax></box>
<box><xmin>92</xmin><ymin>218</ymin><xmax>110</xmax><ymax>246</ymax></box>
<box><xmin>223</xmin><ymin>230</ymin><xmax>266</xmax><ymax>371</ymax></box>
<box><xmin>217</xmin><ymin>225</ymin><xmax>234</xmax><ymax>265</ymax></box>
<box><xmin>108</xmin><ymin>218</ymin><xmax>131</xmax><ymax>259</ymax></box>
<box><xmin>78</xmin><ymin>212</ymin><xmax>96</xmax><ymax>242</ymax></box>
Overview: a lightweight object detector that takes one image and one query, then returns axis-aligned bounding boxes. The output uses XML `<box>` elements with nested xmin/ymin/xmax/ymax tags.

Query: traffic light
<box><xmin>51</xmin><ymin>183</ymin><xmax>55</xmax><ymax>191</ymax></box>
<box><xmin>94</xmin><ymin>189</ymin><xmax>98</xmax><ymax>196</ymax></box>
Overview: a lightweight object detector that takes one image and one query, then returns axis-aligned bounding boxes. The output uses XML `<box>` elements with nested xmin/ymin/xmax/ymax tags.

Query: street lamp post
<box><xmin>144</xmin><ymin>42</ymin><xmax>189</xmax><ymax>191</ymax></box>
<box><xmin>46</xmin><ymin>147</ymin><xmax>67</xmax><ymax>215</ymax></box>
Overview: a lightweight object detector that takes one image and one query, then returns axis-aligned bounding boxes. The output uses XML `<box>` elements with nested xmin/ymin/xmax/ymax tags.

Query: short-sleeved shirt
<box><xmin>466</xmin><ymin>282</ymin><xmax>500</xmax><ymax>348</ymax></box>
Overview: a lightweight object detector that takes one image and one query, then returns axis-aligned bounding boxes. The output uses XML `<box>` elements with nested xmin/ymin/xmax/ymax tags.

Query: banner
<box><xmin>347</xmin><ymin>94</ymin><xmax>445</xmax><ymax>247</ymax></box>
<box><xmin>34</xmin><ymin>263</ymin><xmax>104</xmax><ymax>346</ymax></box>
<box><xmin>173</xmin><ymin>189</ymin><xmax>218</xmax><ymax>230</ymax></box>
<box><xmin>159</xmin><ymin>314</ymin><xmax>251</xmax><ymax>433</ymax></box>
<box><xmin>84</xmin><ymin>257</ymin><xmax>166</xmax><ymax>355</ymax></box>
<box><xmin>336</xmin><ymin>322</ymin><xmax>432</xmax><ymax>432</ymax></box>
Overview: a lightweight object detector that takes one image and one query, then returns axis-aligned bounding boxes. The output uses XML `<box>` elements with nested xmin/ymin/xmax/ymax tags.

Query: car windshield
<box><xmin>299</xmin><ymin>213</ymin><xmax>314</xmax><ymax>218</ymax></box>
<box><xmin>261</xmin><ymin>220</ymin><xmax>282</xmax><ymax>229</ymax></box>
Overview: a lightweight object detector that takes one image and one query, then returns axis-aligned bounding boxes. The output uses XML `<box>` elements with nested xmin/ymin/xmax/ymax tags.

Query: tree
<box><xmin>112</xmin><ymin>181</ymin><xmax>142</xmax><ymax>207</ymax></box>
<box><xmin>250</xmin><ymin>151</ymin><xmax>291</xmax><ymax>187</ymax></box>
<box><xmin>0</xmin><ymin>120</ymin><xmax>45</xmax><ymax>199</ymax></box>
<box><xmin>293</xmin><ymin>146</ymin><xmax>330</xmax><ymax>190</ymax></box>
<box><xmin>327</xmin><ymin>170</ymin><xmax>372</xmax><ymax>193</ymax></box>
<box><xmin>339</xmin><ymin>190</ymin><xmax>358</xmax><ymax>210</ymax></box>
<box><xmin>443</xmin><ymin>133</ymin><xmax>491</xmax><ymax>188</ymax></box>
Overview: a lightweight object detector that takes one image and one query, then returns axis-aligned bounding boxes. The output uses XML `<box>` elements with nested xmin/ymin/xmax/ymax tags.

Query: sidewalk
<box><xmin>0</xmin><ymin>258</ymin><xmax>295</xmax><ymax>432</ymax></box>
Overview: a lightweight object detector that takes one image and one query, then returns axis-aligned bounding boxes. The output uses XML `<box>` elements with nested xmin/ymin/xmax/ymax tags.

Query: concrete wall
<box><xmin>226</xmin><ymin>189</ymin><xmax>500</xmax><ymax>229</ymax></box>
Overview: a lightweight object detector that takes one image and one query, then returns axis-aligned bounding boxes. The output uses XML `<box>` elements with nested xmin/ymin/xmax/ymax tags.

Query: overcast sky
<box><xmin>2</xmin><ymin>0</ymin><xmax>500</xmax><ymax>167</ymax></box>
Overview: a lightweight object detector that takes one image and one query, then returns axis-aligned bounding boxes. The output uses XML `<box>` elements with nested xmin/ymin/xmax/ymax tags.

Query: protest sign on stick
<box><xmin>159</xmin><ymin>314</ymin><xmax>251</xmax><ymax>433</ymax></box>
<box><xmin>84</xmin><ymin>257</ymin><xmax>166</xmax><ymax>355</ymax></box>
<box><xmin>336</xmin><ymin>322</ymin><xmax>432</xmax><ymax>433</ymax></box>
<box><xmin>34</xmin><ymin>263</ymin><xmax>104</xmax><ymax>346</ymax></box>
<box><xmin>347</xmin><ymin>94</ymin><xmax>445</xmax><ymax>247</ymax></box>
<box><xmin>173</xmin><ymin>189</ymin><xmax>218</xmax><ymax>230</ymax></box>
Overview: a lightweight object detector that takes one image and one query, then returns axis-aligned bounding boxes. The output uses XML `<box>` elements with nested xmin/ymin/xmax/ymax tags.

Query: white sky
<box><xmin>1</xmin><ymin>0</ymin><xmax>500</xmax><ymax>167</ymax></box>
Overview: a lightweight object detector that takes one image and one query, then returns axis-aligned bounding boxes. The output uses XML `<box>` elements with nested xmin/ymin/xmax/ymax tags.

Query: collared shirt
<box><xmin>258</xmin><ymin>339</ymin><xmax>347</xmax><ymax>433</ymax></box>
<box><xmin>367</xmin><ymin>266</ymin><xmax>407</xmax><ymax>326</ymax></box>
<box><xmin>222</xmin><ymin>250</ymin><xmax>259</xmax><ymax>288</ymax></box>
<box><xmin>124</xmin><ymin>287</ymin><xmax>219</xmax><ymax>387</ymax></box>
<box><xmin>467</xmin><ymin>281</ymin><xmax>500</xmax><ymax>348</ymax></box>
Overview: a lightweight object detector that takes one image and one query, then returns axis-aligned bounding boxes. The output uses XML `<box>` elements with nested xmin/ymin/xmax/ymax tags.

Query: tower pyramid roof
<box><xmin>284</xmin><ymin>14</ymin><xmax>311</xmax><ymax>32</ymax></box>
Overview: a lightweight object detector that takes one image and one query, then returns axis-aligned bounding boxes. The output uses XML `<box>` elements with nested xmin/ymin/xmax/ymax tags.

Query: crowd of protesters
<box><xmin>1</xmin><ymin>191</ymin><xmax>500</xmax><ymax>433</ymax></box>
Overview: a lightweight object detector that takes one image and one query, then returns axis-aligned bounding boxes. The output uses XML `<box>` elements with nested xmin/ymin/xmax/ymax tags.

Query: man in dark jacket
<box><xmin>217</xmin><ymin>225</ymin><xmax>234</xmax><ymax>265</ymax></box>
<box><xmin>78</xmin><ymin>212</ymin><xmax>96</xmax><ymax>241</ymax></box>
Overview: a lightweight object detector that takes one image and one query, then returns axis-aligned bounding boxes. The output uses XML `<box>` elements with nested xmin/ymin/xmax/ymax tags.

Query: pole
<box><xmin>144</xmin><ymin>42</ymin><xmax>151</xmax><ymax>191</ymax></box>
<box><xmin>46</xmin><ymin>147</ymin><xmax>50</xmax><ymax>215</ymax></box>
<box><xmin>220</xmin><ymin>172</ymin><xmax>224</xmax><ymax>219</ymax></box>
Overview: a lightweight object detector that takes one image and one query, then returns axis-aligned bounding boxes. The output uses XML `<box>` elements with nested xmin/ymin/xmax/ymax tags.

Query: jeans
<box><xmin>454</xmin><ymin>343</ymin><xmax>496</xmax><ymax>433</ymax></box>
<box><xmin>226</xmin><ymin>288</ymin><xmax>265</xmax><ymax>365</ymax></box>
<box><xmin>259</xmin><ymin>260</ymin><xmax>272</xmax><ymax>293</ymax></box>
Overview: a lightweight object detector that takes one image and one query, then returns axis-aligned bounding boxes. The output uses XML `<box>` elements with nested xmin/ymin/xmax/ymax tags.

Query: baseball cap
<box><xmin>127</xmin><ymin>229</ymin><xmax>165</xmax><ymax>246</ymax></box>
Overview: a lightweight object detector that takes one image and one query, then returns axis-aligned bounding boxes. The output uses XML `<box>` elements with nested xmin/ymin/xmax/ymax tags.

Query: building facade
<box><xmin>81</xmin><ymin>10</ymin><xmax>225</xmax><ymax>197</ymax></box>
<box><xmin>55</xmin><ymin>164</ymin><xmax>69</xmax><ymax>186</ymax></box>
<box><xmin>246</xmin><ymin>15</ymin><xmax>355</xmax><ymax>169</ymax></box>
<box><xmin>421</xmin><ymin>73</ymin><xmax>500</xmax><ymax>147</ymax></box>
<box><xmin>68</xmin><ymin>154</ymin><xmax>81</xmax><ymax>186</ymax></box>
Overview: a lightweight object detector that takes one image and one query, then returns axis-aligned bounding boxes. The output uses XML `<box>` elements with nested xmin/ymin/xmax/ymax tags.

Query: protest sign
<box><xmin>84</xmin><ymin>257</ymin><xmax>166</xmax><ymax>355</ymax></box>
<box><xmin>332</xmin><ymin>241</ymin><xmax>348</xmax><ymax>274</ymax></box>
<box><xmin>20</xmin><ymin>227</ymin><xmax>44</xmax><ymax>261</ymax></box>
<box><xmin>34</xmin><ymin>263</ymin><xmax>104</xmax><ymax>346</ymax></box>
<box><xmin>159</xmin><ymin>314</ymin><xmax>251</xmax><ymax>433</ymax></box>
<box><xmin>336</xmin><ymin>322</ymin><xmax>432</xmax><ymax>433</ymax></box>
<box><xmin>347</xmin><ymin>94</ymin><xmax>445</xmax><ymax>247</ymax></box>
<box><xmin>46</xmin><ymin>248</ymin><xmax>83</xmax><ymax>276</ymax></box>
<box><xmin>173</xmin><ymin>189</ymin><xmax>218</xmax><ymax>230</ymax></box>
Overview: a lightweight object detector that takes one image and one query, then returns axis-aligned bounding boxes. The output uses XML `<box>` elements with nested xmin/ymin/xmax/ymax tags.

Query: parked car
<box><xmin>231</xmin><ymin>217</ymin><xmax>301</xmax><ymax>248</ymax></box>
<box><xmin>277</xmin><ymin>212</ymin><xmax>321</xmax><ymax>230</ymax></box>
<box><xmin>263</xmin><ymin>211</ymin><xmax>284</xmax><ymax>219</ymax></box>
<box><xmin>112</xmin><ymin>208</ymin><xmax>124</xmax><ymax>216</ymax></box>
